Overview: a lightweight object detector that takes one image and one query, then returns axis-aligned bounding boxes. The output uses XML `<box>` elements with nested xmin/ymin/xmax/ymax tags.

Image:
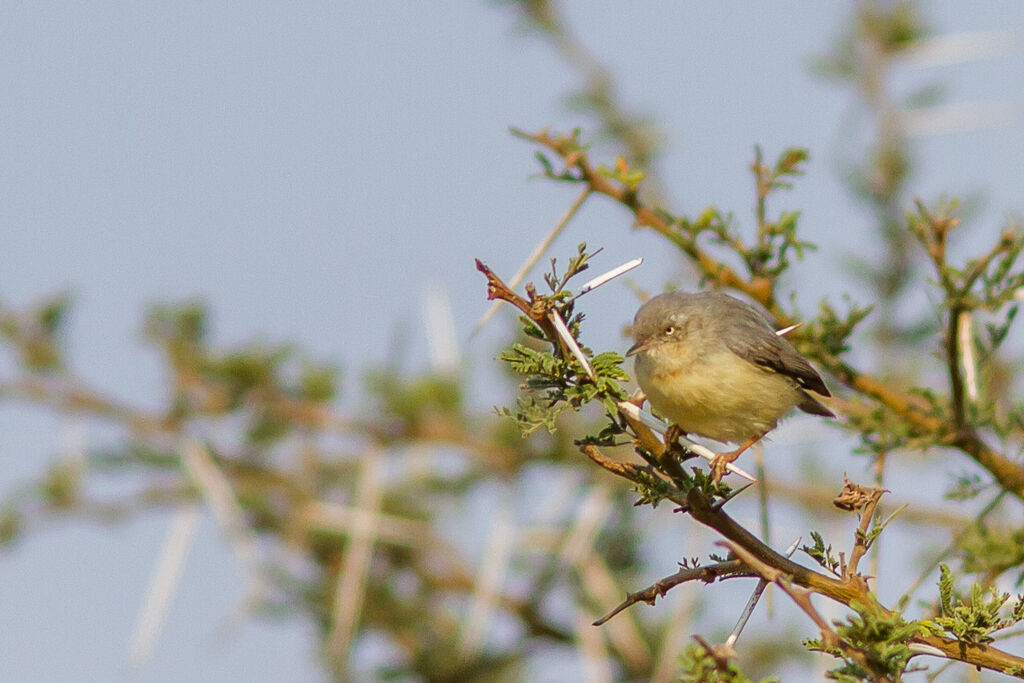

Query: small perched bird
<box><xmin>626</xmin><ymin>291</ymin><xmax>833</xmax><ymax>480</ymax></box>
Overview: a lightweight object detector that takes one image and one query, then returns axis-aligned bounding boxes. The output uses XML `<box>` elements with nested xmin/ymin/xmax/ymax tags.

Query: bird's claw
<box><xmin>710</xmin><ymin>450</ymin><xmax>741</xmax><ymax>482</ymax></box>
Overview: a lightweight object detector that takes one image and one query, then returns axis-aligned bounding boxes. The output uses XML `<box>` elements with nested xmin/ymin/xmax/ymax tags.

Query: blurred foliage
<box><xmin>678</xmin><ymin>641</ymin><xmax>779</xmax><ymax>683</ymax></box>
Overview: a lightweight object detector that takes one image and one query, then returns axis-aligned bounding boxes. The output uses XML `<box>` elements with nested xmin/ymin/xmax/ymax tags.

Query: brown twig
<box><xmin>511</xmin><ymin>127</ymin><xmax>774</xmax><ymax>305</ymax></box>
<box><xmin>0</xmin><ymin>377</ymin><xmax>167</xmax><ymax>433</ymax></box>
<box><xmin>475</xmin><ymin>259</ymin><xmax>562</xmax><ymax>347</ymax></box>
<box><xmin>578</xmin><ymin>444</ymin><xmax>688</xmax><ymax>510</ymax></box>
<box><xmin>721</xmin><ymin>538</ymin><xmax>834</xmax><ymax>634</ymax></box>
<box><xmin>836</xmin><ymin>478</ymin><xmax>886</xmax><ymax>580</ymax></box>
<box><xmin>700</xmin><ymin>482</ymin><xmax>1024</xmax><ymax>678</ymax></box>
<box><xmin>593</xmin><ymin>559</ymin><xmax>747</xmax><ymax>626</ymax></box>
<box><xmin>509</xmin><ymin>0</ymin><xmax>663</xmax><ymax>201</ymax></box>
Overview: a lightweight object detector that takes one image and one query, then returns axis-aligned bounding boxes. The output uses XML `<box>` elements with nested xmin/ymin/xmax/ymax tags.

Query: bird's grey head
<box><xmin>626</xmin><ymin>291</ymin><xmax>706</xmax><ymax>357</ymax></box>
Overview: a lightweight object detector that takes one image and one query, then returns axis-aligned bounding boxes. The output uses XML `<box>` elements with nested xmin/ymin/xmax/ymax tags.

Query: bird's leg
<box><xmin>711</xmin><ymin>433</ymin><xmax>764</xmax><ymax>482</ymax></box>
<box><xmin>663</xmin><ymin>424</ymin><xmax>697</xmax><ymax>461</ymax></box>
<box><xmin>657</xmin><ymin>424</ymin><xmax>696</xmax><ymax>484</ymax></box>
<box><xmin>664</xmin><ymin>424</ymin><xmax>683</xmax><ymax>448</ymax></box>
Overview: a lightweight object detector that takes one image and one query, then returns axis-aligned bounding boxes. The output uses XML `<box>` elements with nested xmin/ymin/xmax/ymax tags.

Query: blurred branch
<box><xmin>509</xmin><ymin>0</ymin><xmax>664</xmax><ymax>200</ymax></box>
<box><xmin>181</xmin><ymin>438</ymin><xmax>270</xmax><ymax>603</ymax></box>
<box><xmin>326</xmin><ymin>449</ymin><xmax>384</xmax><ymax>673</ymax></box>
<box><xmin>127</xmin><ymin>504</ymin><xmax>201</xmax><ymax>667</ymax></box>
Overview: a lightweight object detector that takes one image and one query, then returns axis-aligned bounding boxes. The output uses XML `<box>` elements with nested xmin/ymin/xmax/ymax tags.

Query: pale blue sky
<box><xmin>0</xmin><ymin>3</ymin><xmax>1021</xmax><ymax>681</ymax></box>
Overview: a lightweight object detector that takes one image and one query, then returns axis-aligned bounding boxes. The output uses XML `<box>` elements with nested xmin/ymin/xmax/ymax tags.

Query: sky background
<box><xmin>0</xmin><ymin>2</ymin><xmax>1021</xmax><ymax>681</ymax></box>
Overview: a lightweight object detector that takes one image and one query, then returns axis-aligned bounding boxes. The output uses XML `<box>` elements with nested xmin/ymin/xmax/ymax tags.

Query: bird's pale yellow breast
<box><xmin>635</xmin><ymin>343</ymin><xmax>804</xmax><ymax>444</ymax></box>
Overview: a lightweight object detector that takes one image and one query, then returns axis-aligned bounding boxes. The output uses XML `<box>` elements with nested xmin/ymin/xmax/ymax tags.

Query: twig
<box><xmin>513</xmin><ymin>128</ymin><xmax>768</xmax><ymax>302</ymax></box>
<box><xmin>593</xmin><ymin>559</ymin><xmax>746</xmax><ymax>626</ymax></box>
<box><xmin>0</xmin><ymin>376</ymin><xmax>166</xmax><ymax>433</ymax></box>
<box><xmin>519</xmin><ymin>126</ymin><xmax>1024</xmax><ymax>502</ymax></box>
<box><xmin>719</xmin><ymin>539</ymin><xmax>890</xmax><ymax>682</ymax></box>
<box><xmin>475</xmin><ymin>259</ymin><xmax>578</xmax><ymax>365</ymax></box>
<box><xmin>842</xmin><ymin>479</ymin><xmax>886</xmax><ymax>579</ymax></box>
<box><xmin>578</xmin><ymin>443</ymin><xmax>653</xmax><ymax>484</ymax></box>
<box><xmin>684</xmin><ymin>486</ymin><xmax>857</xmax><ymax>602</ymax></box>
<box><xmin>473</xmin><ymin>186</ymin><xmax>590</xmax><ymax>335</ymax></box>
<box><xmin>702</xmin><ymin>479</ymin><xmax>1024</xmax><ymax>678</ymax></box>
<box><xmin>509</xmin><ymin>0</ymin><xmax>663</xmax><ymax>198</ymax></box>
<box><xmin>765</xmin><ymin>477</ymin><xmax>974</xmax><ymax>529</ymax></box>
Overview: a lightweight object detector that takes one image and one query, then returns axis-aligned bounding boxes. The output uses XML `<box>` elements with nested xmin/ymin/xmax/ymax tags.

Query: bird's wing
<box><xmin>724</xmin><ymin>324</ymin><xmax>831</xmax><ymax>397</ymax></box>
<box><xmin>703</xmin><ymin>291</ymin><xmax>831</xmax><ymax>397</ymax></box>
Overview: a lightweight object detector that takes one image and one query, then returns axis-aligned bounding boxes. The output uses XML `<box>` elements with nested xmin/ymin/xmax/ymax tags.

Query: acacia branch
<box><xmin>517</xmin><ymin>127</ymin><xmax>1024</xmax><ymax>502</ymax></box>
<box><xmin>593</xmin><ymin>559</ymin><xmax>747</xmax><ymax>626</ymax></box>
<box><xmin>722</xmin><ymin>539</ymin><xmax>894</xmax><ymax>682</ymax></box>
<box><xmin>511</xmin><ymin>127</ymin><xmax>775</xmax><ymax>305</ymax></box>
<box><xmin>693</xmin><ymin>488</ymin><xmax>1024</xmax><ymax>677</ymax></box>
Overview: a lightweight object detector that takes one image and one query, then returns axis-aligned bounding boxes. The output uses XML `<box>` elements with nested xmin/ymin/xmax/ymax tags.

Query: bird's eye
<box><xmin>664</xmin><ymin>325</ymin><xmax>675</xmax><ymax>336</ymax></box>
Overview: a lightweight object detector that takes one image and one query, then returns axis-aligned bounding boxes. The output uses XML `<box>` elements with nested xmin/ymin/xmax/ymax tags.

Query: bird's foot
<box><xmin>710</xmin><ymin>450</ymin><xmax>741</xmax><ymax>482</ymax></box>
<box><xmin>664</xmin><ymin>424</ymin><xmax>683</xmax><ymax>448</ymax></box>
<box><xmin>710</xmin><ymin>433</ymin><xmax>764</xmax><ymax>482</ymax></box>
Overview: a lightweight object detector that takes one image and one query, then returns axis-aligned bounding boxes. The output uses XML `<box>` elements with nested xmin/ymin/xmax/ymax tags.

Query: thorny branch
<box><xmin>517</xmin><ymin>126</ymin><xmax>1024</xmax><ymax>503</ymax></box>
<box><xmin>578</xmin><ymin>437</ymin><xmax>1024</xmax><ymax>676</ymax></box>
<box><xmin>479</xmin><ymin>215</ymin><xmax>1024</xmax><ymax>676</ymax></box>
<box><xmin>593</xmin><ymin>558</ymin><xmax>747</xmax><ymax>627</ymax></box>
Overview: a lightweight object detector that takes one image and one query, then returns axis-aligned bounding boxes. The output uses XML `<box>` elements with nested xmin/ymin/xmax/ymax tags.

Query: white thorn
<box><xmin>472</xmin><ymin>187</ymin><xmax>589</xmax><ymax>335</ymax></box>
<box><xmin>908</xmin><ymin>642</ymin><xmax>947</xmax><ymax>658</ymax></box>
<box><xmin>549</xmin><ymin>309</ymin><xmax>596</xmax><ymax>381</ymax></box>
<box><xmin>127</xmin><ymin>505</ymin><xmax>201</xmax><ymax>667</ymax></box>
<box><xmin>724</xmin><ymin>536</ymin><xmax>801</xmax><ymax>648</ymax></box>
<box><xmin>578</xmin><ymin>258</ymin><xmax>644</xmax><ymax>295</ymax></box>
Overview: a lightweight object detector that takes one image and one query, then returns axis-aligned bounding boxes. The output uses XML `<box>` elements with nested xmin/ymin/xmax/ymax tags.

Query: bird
<box><xmin>626</xmin><ymin>290</ymin><xmax>833</xmax><ymax>480</ymax></box>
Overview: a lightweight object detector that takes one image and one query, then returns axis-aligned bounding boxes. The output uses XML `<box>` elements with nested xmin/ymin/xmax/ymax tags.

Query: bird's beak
<box><xmin>625</xmin><ymin>339</ymin><xmax>647</xmax><ymax>357</ymax></box>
